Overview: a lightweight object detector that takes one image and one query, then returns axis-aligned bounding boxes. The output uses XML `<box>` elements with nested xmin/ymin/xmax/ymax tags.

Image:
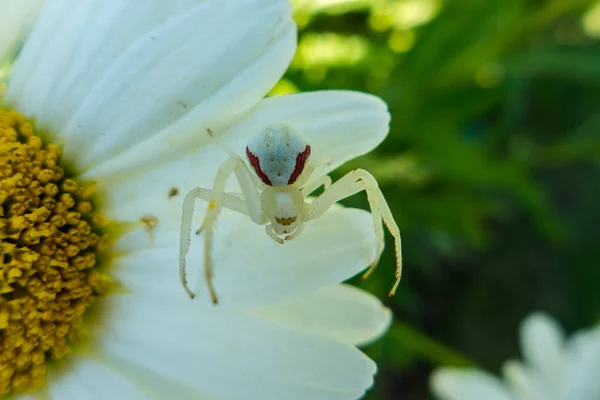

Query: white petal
<box><xmin>8</xmin><ymin>0</ymin><xmax>202</xmax><ymax>115</ymax></box>
<box><xmin>111</xmin><ymin>206</ymin><xmax>377</xmax><ymax>309</ymax></box>
<box><xmin>46</xmin><ymin>358</ymin><xmax>146</xmax><ymax>400</ymax></box>
<box><xmin>430</xmin><ymin>368</ymin><xmax>515</xmax><ymax>400</ymax></box>
<box><xmin>519</xmin><ymin>312</ymin><xmax>565</xmax><ymax>379</ymax></box>
<box><xmin>0</xmin><ymin>0</ymin><xmax>43</xmax><ymax>64</ymax></box>
<box><xmin>8</xmin><ymin>0</ymin><xmax>295</xmax><ymax>173</ymax></box>
<box><xmin>97</xmin><ymin>294</ymin><xmax>378</xmax><ymax>400</ymax></box>
<box><xmin>95</xmin><ymin>352</ymin><xmax>222</xmax><ymax>400</ymax></box>
<box><xmin>502</xmin><ymin>360</ymin><xmax>549</xmax><ymax>400</ymax></box>
<box><xmin>562</xmin><ymin>326</ymin><xmax>600</xmax><ymax>400</ymax></box>
<box><xmin>252</xmin><ymin>284</ymin><xmax>391</xmax><ymax>347</ymax></box>
<box><xmin>82</xmin><ymin>21</ymin><xmax>296</xmax><ymax>181</ymax></box>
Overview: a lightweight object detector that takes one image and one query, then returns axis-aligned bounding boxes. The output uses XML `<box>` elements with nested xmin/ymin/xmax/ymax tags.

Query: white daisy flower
<box><xmin>1</xmin><ymin>0</ymin><xmax>395</xmax><ymax>399</ymax></box>
<box><xmin>430</xmin><ymin>313</ymin><xmax>600</xmax><ymax>400</ymax></box>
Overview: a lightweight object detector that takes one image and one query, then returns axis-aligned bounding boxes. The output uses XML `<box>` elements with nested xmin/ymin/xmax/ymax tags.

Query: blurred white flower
<box><xmin>0</xmin><ymin>0</ymin><xmax>393</xmax><ymax>399</ymax></box>
<box><xmin>431</xmin><ymin>313</ymin><xmax>600</xmax><ymax>400</ymax></box>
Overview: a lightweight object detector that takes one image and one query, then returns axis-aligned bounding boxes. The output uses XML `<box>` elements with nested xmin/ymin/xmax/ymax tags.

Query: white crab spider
<box><xmin>180</xmin><ymin>123</ymin><xmax>402</xmax><ymax>304</ymax></box>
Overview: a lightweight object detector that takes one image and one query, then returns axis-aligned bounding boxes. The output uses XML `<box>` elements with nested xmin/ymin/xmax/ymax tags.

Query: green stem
<box><xmin>385</xmin><ymin>321</ymin><xmax>478</xmax><ymax>369</ymax></box>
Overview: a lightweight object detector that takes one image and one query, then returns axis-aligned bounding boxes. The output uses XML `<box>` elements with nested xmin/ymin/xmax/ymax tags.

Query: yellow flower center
<box><xmin>0</xmin><ymin>108</ymin><xmax>110</xmax><ymax>395</ymax></box>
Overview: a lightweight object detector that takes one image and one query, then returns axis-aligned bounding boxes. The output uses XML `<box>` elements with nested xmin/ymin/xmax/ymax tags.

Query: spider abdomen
<box><xmin>246</xmin><ymin>123</ymin><xmax>311</xmax><ymax>187</ymax></box>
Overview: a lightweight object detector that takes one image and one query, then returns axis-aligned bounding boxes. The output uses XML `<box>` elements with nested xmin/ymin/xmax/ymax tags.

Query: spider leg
<box><xmin>284</xmin><ymin>222</ymin><xmax>305</xmax><ymax>241</ymax></box>
<box><xmin>265</xmin><ymin>225</ymin><xmax>284</xmax><ymax>244</ymax></box>
<box><xmin>306</xmin><ymin>173</ymin><xmax>384</xmax><ymax>273</ymax></box>
<box><xmin>307</xmin><ymin>169</ymin><xmax>402</xmax><ymax>297</ymax></box>
<box><xmin>293</xmin><ymin>157</ymin><xmax>333</xmax><ymax>189</ymax></box>
<box><xmin>301</xmin><ymin>174</ymin><xmax>332</xmax><ymax>196</ymax></box>
<box><xmin>184</xmin><ymin>190</ymin><xmax>249</xmax><ymax>234</ymax></box>
<box><xmin>180</xmin><ymin>155</ymin><xmax>264</xmax><ymax>303</ymax></box>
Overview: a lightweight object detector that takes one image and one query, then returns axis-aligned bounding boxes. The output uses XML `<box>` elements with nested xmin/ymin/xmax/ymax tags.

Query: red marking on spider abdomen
<box><xmin>246</xmin><ymin>147</ymin><xmax>273</xmax><ymax>186</ymax></box>
<box><xmin>288</xmin><ymin>145</ymin><xmax>311</xmax><ymax>185</ymax></box>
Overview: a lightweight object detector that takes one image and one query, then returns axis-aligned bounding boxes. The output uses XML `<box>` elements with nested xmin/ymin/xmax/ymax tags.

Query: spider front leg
<box><xmin>180</xmin><ymin>155</ymin><xmax>264</xmax><ymax>303</ymax></box>
<box><xmin>301</xmin><ymin>174</ymin><xmax>332</xmax><ymax>196</ymax></box>
<box><xmin>306</xmin><ymin>169</ymin><xmax>402</xmax><ymax>297</ymax></box>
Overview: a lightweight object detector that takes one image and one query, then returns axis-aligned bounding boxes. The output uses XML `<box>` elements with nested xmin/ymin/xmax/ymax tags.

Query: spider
<box><xmin>180</xmin><ymin>124</ymin><xmax>402</xmax><ymax>304</ymax></box>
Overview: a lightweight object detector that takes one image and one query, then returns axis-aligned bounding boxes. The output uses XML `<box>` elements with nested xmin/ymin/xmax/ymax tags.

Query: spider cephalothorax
<box><xmin>180</xmin><ymin>123</ymin><xmax>402</xmax><ymax>304</ymax></box>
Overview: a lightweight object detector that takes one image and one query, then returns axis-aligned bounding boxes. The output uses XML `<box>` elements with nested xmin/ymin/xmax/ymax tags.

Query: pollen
<box><xmin>0</xmin><ymin>108</ymin><xmax>110</xmax><ymax>395</ymax></box>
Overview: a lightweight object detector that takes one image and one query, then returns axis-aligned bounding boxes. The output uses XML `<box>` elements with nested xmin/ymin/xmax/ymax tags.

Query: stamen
<box><xmin>0</xmin><ymin>108</ymin><xmax>110</xmax><ymax>395</ymax></box>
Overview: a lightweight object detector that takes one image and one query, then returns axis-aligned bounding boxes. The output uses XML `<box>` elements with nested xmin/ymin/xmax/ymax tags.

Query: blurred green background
<box><xmin>280</xmin><ymin>0</ymin><xmax>600</xmax><ymax>398</ymax></box>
